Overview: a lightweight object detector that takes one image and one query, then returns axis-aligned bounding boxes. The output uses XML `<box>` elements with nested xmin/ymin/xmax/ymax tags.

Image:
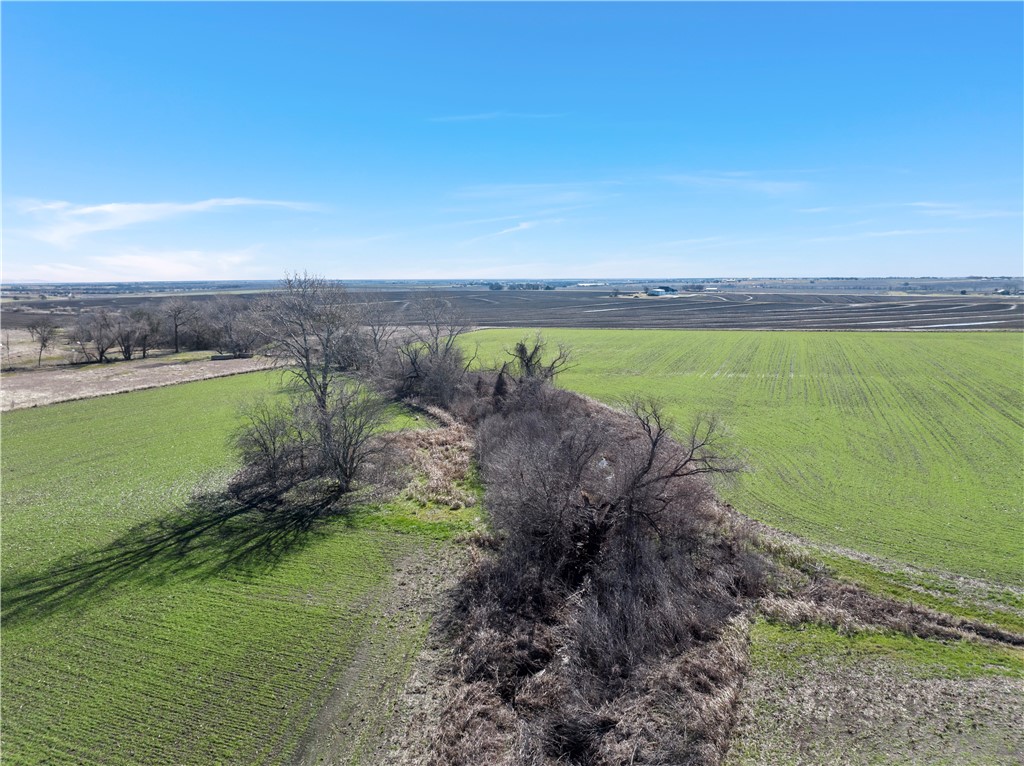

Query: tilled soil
<box><xmin>0</xmin><ymin>355</ymin><xmax>275</xmax><ymax>411</ymax></box>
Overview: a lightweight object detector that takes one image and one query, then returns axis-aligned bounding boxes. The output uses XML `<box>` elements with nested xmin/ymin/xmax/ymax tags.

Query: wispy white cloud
<box><xmin>93</xmin><ymin>249</ymin><xmax>258</xmax><ymax>280</ymax></box>
<box><xmin>16</xmin><ymin>197</ymin><xmax>318</xmax><ymax>246</ymax></box>
<box><xmin>663</xmin><ymin>172</ymin><xmax>808</xmax><ymax>196</ymax></box>
<box><xmin>655</xmin><ymin>234</ymin><xmax>776</xmax><ymax>252</ymax></box>
<box><xmin>656</xmin><ymin>236</ymin><xmax>728</xmax><ymax>248</ymax></box>
<box><xmin>862</xmin><ymin>227</ymin><xmax>969</xmax><ymax>238</ymax></box>
<box><xmin>805</xmin><ymin>227</ymin><xmax>969</xmax><ymax>243</ymax></box>
<box><xmin>436</xmin><ymin>205</ymin><xmax>593</xmax><ymax>229</ymax></box>
<box><xmin>453</xmin><ymin>181</ymin><xmax>621</xmax><ymax>209</ymax></box>
<box><xmin>796</xmin><ymin>200</ymin><xmax>1020</xmax><ymax>220</ymax></box>
<box><xmin>462</xmin><ymin>220</ymin><xmax>549</xmax><ymax>245</ymax></box>
<box><xmin>462</xmin><ymin>217</ymin><xmax>569</xmax><ymax>243</ymax></box>
<box><xmin>429</xmin><ymin>111</ymin><xmax>564</xmax><ymax>123</ymax></box>
<box><xmin>39</xmin><ymin>246</ymin><xmax>264</xmax><ymax>282</ymax></box>
<box><xmin>904</xmin><ymin>201</ymin><xmax>1021</xmax><ymax>220</ymax></box>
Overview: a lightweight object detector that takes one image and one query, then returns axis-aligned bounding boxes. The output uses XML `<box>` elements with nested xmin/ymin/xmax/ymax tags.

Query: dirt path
<box><xmin>290</xmin><ymin>542</ymin><xmax>470</xmax><ymax>766</ymax></box>
<box><xmin>0</xmin><ymin>355</ymin><xmax>275</xmax><ymax>411</ymax></box>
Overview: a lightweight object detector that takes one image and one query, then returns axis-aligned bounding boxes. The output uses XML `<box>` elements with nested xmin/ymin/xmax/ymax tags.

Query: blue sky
<box><xmin>3</xmin><ymin>2</ymin><xmax>1021</xmax><ymax>282</ymax></box>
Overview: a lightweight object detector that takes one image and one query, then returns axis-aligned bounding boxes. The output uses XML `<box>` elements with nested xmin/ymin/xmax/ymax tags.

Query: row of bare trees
<box><xmin>21</xmin><ymin>296</ymin><xmax>265</xmax><ymax>367</ymax></box>
<box><xmin>64</xmin><ymin>308</ymin><xmax>163</xmax><ymax>363</ymax></box>
<box><xmin>74</xmin><ymin>298</ymin><xmax>263</xmax><ymax>362</ymax></box>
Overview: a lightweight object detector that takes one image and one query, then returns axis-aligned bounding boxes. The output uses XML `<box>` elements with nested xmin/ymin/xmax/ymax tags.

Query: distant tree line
<box><xmin>24</xmin><ymin>296</ymin><xmax>265</xmax><ymax>366</ymax></box>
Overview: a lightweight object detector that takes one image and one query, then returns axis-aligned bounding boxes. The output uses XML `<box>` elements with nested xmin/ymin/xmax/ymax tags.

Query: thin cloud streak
<box><xmin>863</xmin><ymin>228</ymin><xmax>970</xmax><ymax>238</ymax></box>
<box><xmin>462</xmin><ymin>220</ymin><xmax>540</xmax><ymax>245</ymax></box>
<box><xmin>429</xmin><ymin>111</ymin><xmax>565</xmax><ymax>123</ymax></box>
<box><xmin>805</xmin><ymin>227</ymin><xmax>969</xmax><ymax>244</ymax></box>
<box><xmin>656</xmin><ymin>236</ymin><xmax>728</xmax><ymax>248</ymax></box>
<box><xmin>460</xmin><ymin>218</ymin><xmax>568</xmax><ymax>246</ymax></box>
<box><xmin>794</xmin><ymin>200</ymin><xmax>1020</xmax><ymax>220</ymax></box>
<box><xmin>664</xmin><ymin>172</ymin><xmax>808</xmax><ymax>195</ymax></box>
<box><xmin>18</xmin><ymin>197</ymin><xmax>318</xmax><ymax>246</ymax></box>
<box><xmin>905</xmin><ymin>201</ymin><xmax>1021</xmax><ymax>220</ymax></box>
<box><xmin>453</xmin><ymin>181</ymin><xmax>621</xmax><ymax>209</ymax></box>
<box><xmin>436</xmin><ymin>205</ymin><xmax>592</xmax><ymax>228</ymax></box>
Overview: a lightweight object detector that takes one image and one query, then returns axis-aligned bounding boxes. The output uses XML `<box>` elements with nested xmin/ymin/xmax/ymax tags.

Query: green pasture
<box><xmin>1</xmin><ymin>373</ymin><xmax>458</xmax><ymax>765</ymax></box>
<box><xmin>469</xmin><ymin>329</ymin><xmax>1024</xmax><ymax>585</ymax></box>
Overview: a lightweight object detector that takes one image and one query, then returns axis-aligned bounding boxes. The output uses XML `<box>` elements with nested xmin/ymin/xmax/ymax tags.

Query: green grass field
<box><xmin>1</xmin><ymin>372</ymin><xmax>462</xmax><ymax>765</ymax></box>
<box><xmin>4</xmin><ymin>332</ymin><xmax>1021</xmax><ymax>764</ymax></box>
<box><xmin>469</xmin><ymin>329</ymin><xmax>1024</xmax><ymax>585</ymax></box>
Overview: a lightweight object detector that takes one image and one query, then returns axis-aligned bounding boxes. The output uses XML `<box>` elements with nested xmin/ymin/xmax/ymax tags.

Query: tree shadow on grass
<box><xmin>1</xmin><ymin>488</ymin><xmax>350</xmax><ymax>626</ymax></box>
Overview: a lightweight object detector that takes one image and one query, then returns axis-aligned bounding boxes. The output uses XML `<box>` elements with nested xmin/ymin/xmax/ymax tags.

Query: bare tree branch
<box><xmin>26</xmin><ymin>317</ymin><xmax>59</xmax><ymax>367</ymax></box>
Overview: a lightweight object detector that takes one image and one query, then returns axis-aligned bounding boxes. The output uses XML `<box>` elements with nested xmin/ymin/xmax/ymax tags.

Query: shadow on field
<box><xmin>1</xmin><ymin>491</ymin><xmax>345</xmax><ymax>625</ymax></box>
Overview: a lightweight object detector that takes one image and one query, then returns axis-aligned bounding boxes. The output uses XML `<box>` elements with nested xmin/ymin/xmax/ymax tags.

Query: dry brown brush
<box><xmin>430</xmin><ymin>380</ymin><xmax>770</xmax><ymax>765</ymax></box>
<box><xmin>414</xmin><ymin>366</ymin><xmax>1024</xmax><ymax>765</ymax></box>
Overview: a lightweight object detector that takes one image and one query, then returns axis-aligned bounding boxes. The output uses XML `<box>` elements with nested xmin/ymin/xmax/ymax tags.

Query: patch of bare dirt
<box><xmin>0</xmin><ymin>354</ymin><xmax>275</xmax><ymax>411</ymax></box>
<box><xmin>726</xmin><ymin>655</ymin><xmax>1024</xmax><ymax>765</ymax></box>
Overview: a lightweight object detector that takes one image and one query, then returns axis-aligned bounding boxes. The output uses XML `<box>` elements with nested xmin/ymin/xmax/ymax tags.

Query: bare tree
<box><xmin>26</xmin><ymin>317</ymin><xmax>59</xmax><ymax>367</ymax></box>
<box><xmin>113</xmin><ymin>312</ymin><xmax>138</xmax><ymax>361</ymax></box>
<box><xmin>307</xmin><ymin>382</ymin><xmax>390</xmax><ymax>494</ymax></box>
<box><xmin>161</xmin><ymin>297</ymin><xmax>199</xmax><ymax>354</ymax></box>
<box><xmin>68</xmin><ymin>309</ymin><xmax>117</xmax><ymax>363</ymax></box>
<box><xmin>507</xmin><ymin>332</ymin><xmax>573</xmax><ymax>381</ymax></box>
<box><xmin>477</xmin><ymin>390</ymin><xmax>741</xmax><ymax>594</ymax></box>
<box><xmin>254</xmin><ymin>273</ymin><xmax>363</xmax><ymax>410</ymax></box>
<box><xmin>618</xmin><ymin>397</ymin><xmax>740</xmax><ymax>487</ymax></box>
<box><xmin>130</xmin><ymin>309</ymin><xmax>161</xmax><ymax>359</ymax></box>
<box><xmin>359</xmin><ymin>292</ymin><xmax>402</xmax><ymax>360</ymax></box>
<box><xmin>406</xmin><ymin>293</ymin><xmax>471</xmax><ymax>358</ymax></box>
<box><xmin>205</xmin><ymin>297</ymin><xmax>260</xmax><ymax>357</ymax></box>
<box><xmin>232</xmin><ymin>273</ymin><xmax>392</xmax><ymax>504</ymax></box>
<box><xmin>233</xmin><ymin>396</ymin><xmax>307</xmax><ymax>491</ymax></box>
<box><xmin>232</xmin><ymin>383</ymin><xmax>389</xmax><ymax>501</ymax></box>
<box><xmin>395</xmin><ymin>293</ymin><xmax>474</xmax><ymax>406</ymax></box>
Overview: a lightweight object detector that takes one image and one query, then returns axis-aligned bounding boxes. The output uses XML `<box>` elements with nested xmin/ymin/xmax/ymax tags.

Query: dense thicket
<box><xmin>428</xmin><ymin>374</ymin><xmax>771</xmax><ymax>764</ymax></box>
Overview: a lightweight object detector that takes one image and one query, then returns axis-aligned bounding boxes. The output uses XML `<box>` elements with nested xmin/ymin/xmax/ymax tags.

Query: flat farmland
<box><xmin>448</xmin><ymin>290</ymin><xmax>1024</xmax><ymax>330</ymax></box>
<box><xmin>0</xmin><ymin>373</ymin><xmax>457</xmax><ymax>765</ymax></box>
<box><xmin>4</xmin><ymin>290</ymin><xmax>1022</xmax><ymax>331</ymax></box>
<box><xmin>469</xmin><ymin>329</ymin><xmax>1024</xmax><ymax>585</ymax></box>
